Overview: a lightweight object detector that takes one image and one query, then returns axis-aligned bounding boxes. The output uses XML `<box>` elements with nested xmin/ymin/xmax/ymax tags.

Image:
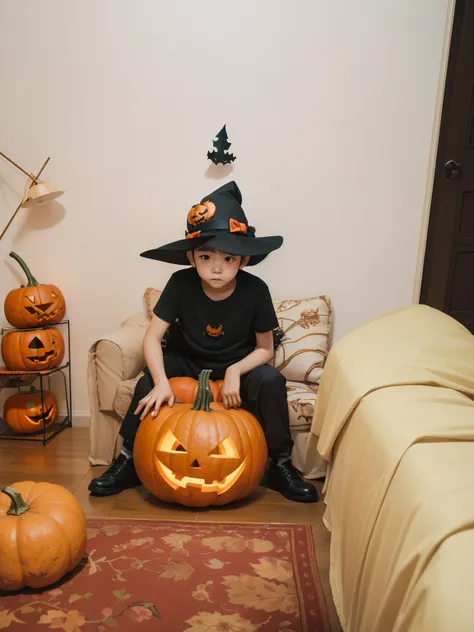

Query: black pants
<box><xmin>119</xmin><ymin>353</ymin><xmax>294</xmax><ymax>463</ymax></box>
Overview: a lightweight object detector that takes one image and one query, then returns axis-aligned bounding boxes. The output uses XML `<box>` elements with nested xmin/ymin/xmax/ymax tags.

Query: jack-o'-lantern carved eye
<box><xmin>51</xmin><ymin>291</ymin><xmax>58</xmax><ymax>298</ymax></box>
<box><xmin>28</xmin><ymin>336</ymin><xmax>45</xmax><ymax>350</ymax></box>
<box><xmin>27</xmin><ymin>296</ymin><xmax>35</xmax><ymax>303</ymax></box>
<box><xmin>208</xmin><ymin>437</ymin><xmax>239</xmax><ymax>458</ymax></box>
<box><xmin>160</xmin><ymin>430</ymin><xmax>187</xmax><ymax>453</ymax></box>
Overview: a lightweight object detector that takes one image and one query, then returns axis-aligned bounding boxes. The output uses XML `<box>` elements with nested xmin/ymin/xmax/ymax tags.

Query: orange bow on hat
<box><xmin>186</xmin><ymin>230</ymin><xmax>202</xmax><ymax>239</ymax></box>
<box><xmin>229</xmin><ymin>218</ymin><xmax>247</xmax><ymax>234</ymax></box>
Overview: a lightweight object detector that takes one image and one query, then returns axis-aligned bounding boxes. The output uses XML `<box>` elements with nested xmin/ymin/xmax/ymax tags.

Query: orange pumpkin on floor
<box><xmin>3</xmin><ymin>387</ymin><xmax>58</xmax><ymax>434</ymax></box>
<box><xmin>4</xmin><ymin>252</ymin><xmax>66</xmax><ymax>329</ymax></box>
<box><xmin>1</xmin><ymin>327</ymin><xmax>65</xmax><ymax>371</ymax></box>
<box><xmin>134</xmin><ymin>370</ymin><xmax>267</xmax><ymax>508</ymax></box>
<box><xmin>169</xmin><ymin>376</ymin><xmax>223</xmax><ymax>403</ymax></box>
<box><xmin>0</xmin><ymin>481</ymin><xmax>87</xmax><ymax>591</ymax></box>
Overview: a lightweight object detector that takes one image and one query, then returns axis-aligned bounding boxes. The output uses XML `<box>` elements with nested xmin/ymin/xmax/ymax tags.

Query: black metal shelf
<box><xmin>0</xmin><ymin>415</ymin><xmax>70</xmax><ymax>444</ymax></box>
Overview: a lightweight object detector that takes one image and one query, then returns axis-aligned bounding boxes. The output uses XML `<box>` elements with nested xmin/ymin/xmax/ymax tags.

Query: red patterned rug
<box><xmin>0</xmin><ymin>519</ymin><xmax>330</xmax><ymax>632</ymax></box>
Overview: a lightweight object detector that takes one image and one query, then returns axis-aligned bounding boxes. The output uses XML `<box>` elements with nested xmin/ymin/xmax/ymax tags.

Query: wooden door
<box><xmin>420</xmin><ymin>0</ymin><xmax>474</xmax><ymax>333</ymax></box>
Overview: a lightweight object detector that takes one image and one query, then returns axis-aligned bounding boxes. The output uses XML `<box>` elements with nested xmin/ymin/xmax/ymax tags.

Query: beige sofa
<box><xmin>87</xmin><ymin>288</ymin><xmax>331</xmax><ymax>478</ymax></box>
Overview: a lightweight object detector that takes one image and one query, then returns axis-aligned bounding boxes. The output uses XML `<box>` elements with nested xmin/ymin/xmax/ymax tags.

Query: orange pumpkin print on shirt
<box><xmin>206</xmin><ymin>324</ymin><xmax>224</xmax><ymax>338</ymax></box>
<box><xmin>187</xmin><ymin>200</ymin><xmax>216</xmax><ymax>227</ymax></box>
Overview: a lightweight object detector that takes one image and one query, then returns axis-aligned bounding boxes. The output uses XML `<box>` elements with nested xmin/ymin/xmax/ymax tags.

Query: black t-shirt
<box><xmin>153</xmin><ymin>268</ymin><xmax>279</xmax><ymax>371</ymax></box>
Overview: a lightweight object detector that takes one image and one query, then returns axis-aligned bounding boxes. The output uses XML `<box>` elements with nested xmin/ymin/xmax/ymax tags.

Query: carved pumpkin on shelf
<box><xmin>134</xmin><ymin>370</ymin><xmax>267</xmax><ymax>508</ymax></box>
<box><xmin>169</xmin><ymin>376</ymin><xmax>223</xmax><ymax>403</ymax></box>
<box><xmin>3</xmin><ymin>387</ymin><xmax>58</xmax><ymax>434</ymax></box>
<box><xmin>4</xmin><ymin>251</ymin><xmax>66</xmax><ymax>329</ymax></box>
<box><xmin>1</xmin><ymin>327</ymin><xmax>65</xmax><ymax>371</ymax></box>
<box><xmin>0</xmin><ymin>481</ymin><xmax>87</xmax><ymax>591</ymax></box>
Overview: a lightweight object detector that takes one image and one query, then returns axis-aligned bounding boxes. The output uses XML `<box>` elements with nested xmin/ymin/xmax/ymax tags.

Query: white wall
<box><xmin>0</xmin><ymin>0</ymin><xmax>452</xmax><ymax>416</ymax></box>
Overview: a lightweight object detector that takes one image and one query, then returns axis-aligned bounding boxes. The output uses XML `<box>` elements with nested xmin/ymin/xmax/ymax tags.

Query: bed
<box><xmin>306</xmin><ymin>304</ymin><xmax>474</xmax><ymax>631</ymax></box>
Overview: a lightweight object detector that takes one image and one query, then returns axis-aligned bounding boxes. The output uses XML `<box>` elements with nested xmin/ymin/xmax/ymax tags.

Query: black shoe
<box><xmin>88</xmin><ymin>454</ymin><xmax>141</xmax><ymax>496</ymax></box>
<box><xmin>267</xmin><ymin>460</ymin><xmax>319</xmax><ymax>503</ymax></box>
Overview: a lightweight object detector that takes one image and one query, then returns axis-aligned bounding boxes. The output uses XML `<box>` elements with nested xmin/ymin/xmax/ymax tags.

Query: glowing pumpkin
<box><xmin>3</xmin><ymin>387</ymin><xmax>58</xmax><ymax>434</ymax></box>
<box><xmin>1</xmin><ymin>327</ymin><xmax>65</xmax><ymax>371</ymax></box>
<box><xmin>134</xmin><ymin>370</ymin><xmax>267</xmax><ymax>508</ymax></box>
<box><xmin>4</xmin><ymin>252</ymin><xmax>66</xmax><ymax>329</ymax></box>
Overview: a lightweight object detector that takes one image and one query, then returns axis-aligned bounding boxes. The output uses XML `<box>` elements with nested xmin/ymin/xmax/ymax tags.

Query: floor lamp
<box><xmin>0</xmin><ymin>151</ymin><xmax>64</xmax><ymax>242</ymax></box>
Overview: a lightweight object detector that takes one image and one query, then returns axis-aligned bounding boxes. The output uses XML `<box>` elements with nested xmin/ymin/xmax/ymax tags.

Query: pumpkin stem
<box><xmin>192</xmin><ymin>370</ymin><xmax>213</xmax><ymax>412</ymax></box>
<box><xmin>9</xmin><ymin>252</ymin><xmax>40</xmax><ymax>286</ymax></box>
<box><xmin>1</xmin><ymin>487</ymin><xmax>30</xmax><ymax>515</ymax></box>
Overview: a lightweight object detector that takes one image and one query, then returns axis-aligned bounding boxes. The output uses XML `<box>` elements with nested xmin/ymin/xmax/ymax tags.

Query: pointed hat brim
<box><xmin>140</xmin><ymin>233</ymin><xmax>283</xmax><ymax>266</ymax></box>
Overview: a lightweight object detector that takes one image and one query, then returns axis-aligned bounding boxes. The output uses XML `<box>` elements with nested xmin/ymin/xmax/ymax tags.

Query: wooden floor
<box><xmin>0</xmin><ymin>427</ymin><xmax>341</xmax><ymax>631</ymax></box>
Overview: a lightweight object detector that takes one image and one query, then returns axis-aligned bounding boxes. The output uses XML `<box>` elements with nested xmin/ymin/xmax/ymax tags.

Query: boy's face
<box><xmin>187</xmin><ymin>247</ymin><xmax>249</xmax><ymax>289</ymax></box>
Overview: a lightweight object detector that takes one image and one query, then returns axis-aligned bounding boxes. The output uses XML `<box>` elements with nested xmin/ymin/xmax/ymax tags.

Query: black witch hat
<box><xmin>140</xmin><ymin>181</ymin><xmax>283</xmax><ymax>266</ymax></box>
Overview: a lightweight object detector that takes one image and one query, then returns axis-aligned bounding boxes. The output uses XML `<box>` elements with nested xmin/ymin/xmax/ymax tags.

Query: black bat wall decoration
<box><xmin>207</xmin><ymin>125</ymin><xmax>237</xmax><ymax>165</ymax></box>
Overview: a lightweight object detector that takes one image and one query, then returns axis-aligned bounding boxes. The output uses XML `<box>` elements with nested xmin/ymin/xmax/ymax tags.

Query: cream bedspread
<box><xmin>308</xmin><ymin>304</ymin><xmax>474</xmax><ymax>631</ymax></box>
<box><xmin>324</xmin><ymin>386</ymin><xmax>474</xmax><ymax>631</ymax></box>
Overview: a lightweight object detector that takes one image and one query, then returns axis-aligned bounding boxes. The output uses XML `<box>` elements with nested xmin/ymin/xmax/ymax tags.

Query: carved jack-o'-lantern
<box><xmin>169</xmin><ymin>376</ymin><xmax>223</xmax><ymax>403</ymax></box>
<box><xmin>4</xmin><ymin>252</ymin><xmax>66</xmax><ymax>329</ymax></box>
<box><xmin>134</xmin><ymin>370</ymin><xmax>267</xmax><ymax>507</ymax></box>
<box><xmin>3</xmin><ymin>388</ymin><xmax>58</xmax><ymax>434</ymax></box>
<box><xmin>206</xmin><ymin>324</ymin><xmax>224</xmax><ymax>338</ymax></box>
<box><xmin>1</xmin><ymin>328</ymin><xmax>65</xmax><ymax>371</ymax></box>
<box><xmin>187</xmin><ymin>200</ymin><xmax>216</xmax><ymax>227</ymax></box>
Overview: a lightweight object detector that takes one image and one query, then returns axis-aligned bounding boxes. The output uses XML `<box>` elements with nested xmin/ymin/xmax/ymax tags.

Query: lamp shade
<box><xmin>21</xmin><ymin>181</ymin><xmax>64</xmax><ymax>208</ymax></box>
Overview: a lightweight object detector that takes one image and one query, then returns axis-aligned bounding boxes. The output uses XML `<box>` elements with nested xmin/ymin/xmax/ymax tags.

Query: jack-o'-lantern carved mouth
<box><xmin>27</xmin><ymin>350</ymin><xmax>57</xmax><ymax>363</ymax></box>
<box><xmin>24</xmin><ymin>294</ymin><xmax>60</xmax><ymax>321</ymax></box>
<box><xmin>26</xmin><ymin>404</ymin><xmax>55</xmax><ymax>425</ymax></box>
<box><xmin>155</xmin><ymin>430</ymin><xmax>246</xmax><ymax>494</ymax></box>
<box><xmin>26</xmin><ymin>336</ymin><xmax>58</xmax><ymax>363</ymax></box>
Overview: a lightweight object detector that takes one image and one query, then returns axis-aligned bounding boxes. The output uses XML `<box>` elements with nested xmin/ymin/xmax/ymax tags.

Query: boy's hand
<box><xmin>134</xmin><ymin>381</ymin><xmax>175</xmax><ymax>421</ymax></box>
<box><xmin>221</xmin><ymin>366</ymin><xmax>242</xmax><ymax>409</ymax></box>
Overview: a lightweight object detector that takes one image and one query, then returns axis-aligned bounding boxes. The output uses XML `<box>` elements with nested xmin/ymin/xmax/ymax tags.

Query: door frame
<box><xmin>412</xmin><ymin>0</ymin><xmax>458</xmax><ymax>302</ymax></box>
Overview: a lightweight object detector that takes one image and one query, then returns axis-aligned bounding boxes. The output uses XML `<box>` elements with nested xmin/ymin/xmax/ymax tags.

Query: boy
<box><xmin>89</xmin><ymin>182</ymin><xmax>318</xmax><ymax>503</ymax></box>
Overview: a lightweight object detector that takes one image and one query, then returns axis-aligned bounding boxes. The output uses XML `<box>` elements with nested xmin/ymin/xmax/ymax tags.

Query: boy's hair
<box><xmin>193</xmin><ymin>246</ymin><xmax>239</xmax><ymax>256</ymax></box>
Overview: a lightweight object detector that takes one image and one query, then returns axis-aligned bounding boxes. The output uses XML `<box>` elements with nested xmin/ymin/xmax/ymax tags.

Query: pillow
<box><xmin>272</xmin><ymin>296</ymin><xmax>331</xmax><ymax>384</ymax></box>
<box><xmin>143</xmin><ymin>287</ymin><xmax>332</xmax><ymax>384</ymax></box>
<box><xmin>144</xmin><ymin>287</ymin><xmax>162</xmax><ymax>320</ymax></box>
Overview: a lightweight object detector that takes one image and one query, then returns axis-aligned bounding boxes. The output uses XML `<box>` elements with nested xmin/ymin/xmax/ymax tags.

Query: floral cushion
<box><xmin>286</xmin><ymin>380</ymin><xmax>318</xmax><ymax>430</ymax></box>
<box><xmin>144</xmin><ymin>288</ymin><xmax>331</xmax><ymax>385</ymax></box>
<box><xmin>272</xmin><ymin>296</ymin><xmax>331</xmax><ymax>384</ymax></box>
